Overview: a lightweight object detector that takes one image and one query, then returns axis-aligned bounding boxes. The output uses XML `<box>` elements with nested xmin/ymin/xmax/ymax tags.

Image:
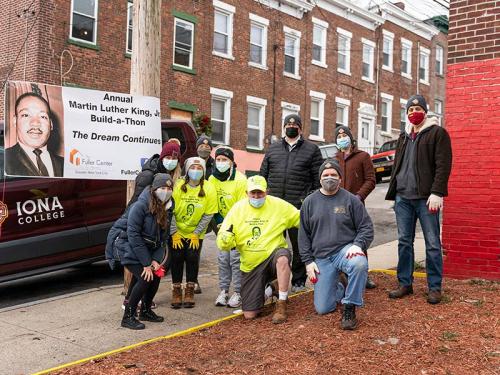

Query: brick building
<box><xmin>443</xmin><ymin>0</ymin><xmax>500</xmax><ymax>280</ymax></box>
<box><xmin>0</xmin><ymin>0</ymin><xmax>446</xmax><ymax>172</ymax></box>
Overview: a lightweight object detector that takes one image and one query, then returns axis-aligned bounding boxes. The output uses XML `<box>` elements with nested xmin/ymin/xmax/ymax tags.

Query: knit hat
<box><xmin>406</xmin><ymin>95</ymin><xmax>428</xmax><ymax>114</ymax></box>
<box><xmin>196</xmin><ymin>134</ymin><xmax>213</xmax><ymax>149</ymax></box>
<box><xmin>184</xmin><ymin>156</ymin><xmax>206</xmax><ymax>175</ymax></box>
<box><xmin>319</xmin><ymin>159</ymin><xmax>343</xmax><ymax>179</ymax></box>
<box><xmin>283</xmin><ymin>114</ymin><xmax>302</xmax><ymax>129</ymax></box>
<box><xmin>160</xmin><ymin>138</ymin><xmax>181</xmax><ymax>160</ymax></box>
<box><xmin>335</xmin><ymin>125</ymin><xmax>354</xmax><ymax>143</ymax></box>
<box><xmin>215</xmin><ymin>146</ymin><xmax>234</xmax><ymax>162</ymax></box>
<box><xmin>151</xmin><ymin>173</ymin><xmax>173</xmax><ymax>190</ymax></box>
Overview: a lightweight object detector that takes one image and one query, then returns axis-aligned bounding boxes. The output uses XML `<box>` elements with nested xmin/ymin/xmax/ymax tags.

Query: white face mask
<box><xmin>216</xmin><ymin>161</ymin><xmax>231</xmax><ymax>173</ymax></box>
<box><xmin>155</xmin><ymin>189</ymin><xmax>172</xmax><ymax>202</ymax></box>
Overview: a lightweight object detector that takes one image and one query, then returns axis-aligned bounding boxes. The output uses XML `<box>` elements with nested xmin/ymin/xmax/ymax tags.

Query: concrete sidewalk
<box><xmin>0</xmin><ymin>235</ymin><xmax>425</xmax><ymax>375</ymax></box>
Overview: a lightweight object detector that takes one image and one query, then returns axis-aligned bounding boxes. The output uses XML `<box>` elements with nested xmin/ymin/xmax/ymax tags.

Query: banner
<box><xmin>4</xmin><ymin>81</ymin><xmax>161</xmax><ymax>180</ymax></box>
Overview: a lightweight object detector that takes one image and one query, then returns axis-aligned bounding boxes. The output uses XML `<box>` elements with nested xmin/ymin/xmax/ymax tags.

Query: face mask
<box><xmin>155</xmin><ymin>190</ymin><xmax>172</xmax><ymax>202</ymax></box>
<box><xmin>249</xmin><ymin>197</ymin><xmax>266</xmax><ymax>208</ymax></box>
<box><xmin>162</xmin><ymin>159</ymin><xmax>178</xmax><ymax>171</ymax></box>
<box><xmin>188</xmin><ymin>169</ymin><xmax>204</xmax><ymax>181</ymax></box>
<box><xmin>408</xmin><ymin>112</ymin><xmax>425</xmax><ymax>126</ymax></box>
<box><xmin>321</xmin><ymin>177</ymin><xmax>340</xmax><ymax>192</ymax></box>
<box><xmin>285</xmin><ymin>127</ymin><xmax>299</xmax><ymax>138</ymax></box>
<box><xmin>197</xmin><ymin>149</ymin><xmax>211</xmax><ymax>159</ymax></box>
<box><xmin>216</xmin><ymin>161</ymin><xmax>231</xmax><ymax>173</ymax></box>
<box><xmin>337</xmin><ymin>137</ymin><xmax>351</xmax><ymax>150</ymax></box>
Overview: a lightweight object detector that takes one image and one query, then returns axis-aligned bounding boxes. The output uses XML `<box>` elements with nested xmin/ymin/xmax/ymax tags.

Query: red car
<box><xmin>371</xmin><ymin>140</ymin><xmax>397</xmax><ymax>183</ymax></box>
<box><xmin>0</xmin><ymin>120</ymin><xmax>197</xmax><ymax>282</ymax></box>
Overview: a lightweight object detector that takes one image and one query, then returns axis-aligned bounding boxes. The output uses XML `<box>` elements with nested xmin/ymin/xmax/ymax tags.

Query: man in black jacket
<box><xmin>386</xmin><ymin>95</ymin><xmax>452</xmax><ymax>304</ymax></box>
<box><xmin>260</xmin><ymin>114</ymin><xmax>324</xmax><ymax>292</ymax></box>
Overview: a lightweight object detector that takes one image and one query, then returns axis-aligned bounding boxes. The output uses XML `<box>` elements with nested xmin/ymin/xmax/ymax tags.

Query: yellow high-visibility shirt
<box><xmin>209</xmin><ymin>170</ymin><xmax>248</xmax><ymax>218</ymax></box>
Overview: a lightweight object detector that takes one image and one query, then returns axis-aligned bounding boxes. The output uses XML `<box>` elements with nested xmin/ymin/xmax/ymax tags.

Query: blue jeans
<box><xmin>394</xmin><ymin>195</ymin><xmax>443</xmax><ymax>290</ymax></box>
<box><xmin>314</xmin><ymin>244</ymin><xmax>369</xmax><ymax>315</ymax></box>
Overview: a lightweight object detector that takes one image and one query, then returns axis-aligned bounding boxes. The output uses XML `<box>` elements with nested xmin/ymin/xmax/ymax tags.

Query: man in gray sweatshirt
<box><xmin>298</xmin><ymin>159</ymin><xmax>374</xmax><ymax>330</ymax></box>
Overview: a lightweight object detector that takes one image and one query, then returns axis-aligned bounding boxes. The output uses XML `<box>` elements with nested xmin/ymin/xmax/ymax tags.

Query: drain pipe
<box><xmin>417</xmin><ymin>41</ymin><xmax>420</xmax><ymax>94</ymax></box>
<box><xmin>270</xmin><ymin>43</ymin><xmax>278</xmax><ymax>144</ymax></box>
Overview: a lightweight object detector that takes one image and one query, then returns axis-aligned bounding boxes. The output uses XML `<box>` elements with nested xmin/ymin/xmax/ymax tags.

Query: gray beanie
<box><xmin>319</xmin><ymin>159</ymin><xmax>343</xmax><ymax>179</ymax></box>
<box><xmin>283</xmin><ymin>114</ymin><xmax>302</xmax><ymax>129</ymax></box>
<box><xmin>152</xmin><ymin>173</ymin><xmax>173</xmax><ymax>190</ymax></box>
<box><xmin>406</xmin><ymin>95</ymin><xmax>428</xmax><ymax>113</ymax></box>
<box><xmin>196</xmin><ymin>134</ymin><xmax>213</xmax><ymax>149</ymax></box>
<box><xmin>335</xmin><ymin>125</ymin><xmax>354</xmax><ymax>143</ymax></box>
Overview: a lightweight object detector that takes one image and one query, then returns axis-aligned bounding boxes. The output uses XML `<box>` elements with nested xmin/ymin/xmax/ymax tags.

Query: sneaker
<box><xmin>194</xmin><ymin>282</ymin><xmax>202</xmax><ymax>294</ymax></box>
<box><xmin>227</xmin><ymin>292</ymin><xmax>241</xmax><ymax>308</ymax></box>
<box><xmin>291</xmin><ymin>283</ymin><xmax>307</xmax><ymax>294</ymax></box>
<box><xmin>341</xmin><ymin>303</ymin><xmax>358</xmax><ymax>330</ymax></box>
<box><xmin>215</xmin><ymin>290</ymin><xmax>228</xmax><ymax>307</ymax></box>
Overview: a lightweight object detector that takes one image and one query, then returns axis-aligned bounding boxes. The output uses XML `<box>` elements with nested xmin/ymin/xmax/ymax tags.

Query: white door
<box><xmin>357</xmin><ymin>103</ymin><xmax>376</xmax><ymax>155</ymax></box>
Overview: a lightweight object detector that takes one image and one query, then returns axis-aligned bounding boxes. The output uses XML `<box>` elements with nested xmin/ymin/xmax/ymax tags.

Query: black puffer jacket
<box><xmin>260</xmin><ymin>137</ymin><xmax>323</xmax><ymax>208</ymax></box>
<box><xmin>128</xmin><ymin>154</ymin><xmax>167</xmax><ymax>206</ymax></box>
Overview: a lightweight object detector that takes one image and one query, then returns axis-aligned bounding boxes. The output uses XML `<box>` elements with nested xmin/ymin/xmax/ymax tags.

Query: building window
<box><xmin>210</xmin><ymin>87</ymin><xmax>233</xmax><ymax>145</ymax></box>
<box><xmin>312</xmin><ymin>17</ymin><xmax>328</xmax><ymax>68</ymax></box>
<box><xmin>419</xmin><ymin>46</ymin><xmax>430</xmax><ymax>85</ymax></box>
<box><xmin>213</xmin><ymin>0</ymin><xmax>235</xmax><ymax>59</ymax></box>
<box><xmin>401</xmin><ymin>38</ymin><xmax>412</xmax><ymax>79</ymax></box>
<box><xmin>126</xmin><ymin>2</ymin><xmax>133</xmax><ymax>53</ymax></box>
<box><xmin>400</xmin><ymin>99</ymin><xmax>407</xmax><ymax>132</ymax></box>
<box><xmin>362</xmin><ymin>39</ymin><xmax>375</xmax><ymax>82</ymax></box>
<box><xmin>173</xmin><ymin>18</ymin><xmax>194</xmax><ymax>69</ymax></box>
<box><xmin>249</xmin><ymin>14</ymin><xmax>268</xmax><ymax>69</ymax></box>
<box><xmin>436</xmin><ymin>45</ymin><xmax>444</xmax><ymax>76</ymax></box>
<box><xmin>434</xmin><ymin>99</ymin><xmax>443</xmax><ymax>126</ymax></box>
<box><xmin>246</xmin><ymin>96</ymin><xmax>267</xmax><ymax>149</ymax></box>
<box><xmin>335</xmin><ymin>97</ymin><xmax>350</xmax><ymax>128</ymax></box>
<box><xmin>70</xmin><ymin>0</ymin><xmax>98</xmax><ymax>44</ymax></box>
<box><xmin>337</xmin><ymin>28</ymin><xmax>351</xmax><ymax>75</ymax></box>
<box><xmin>380</xmin><ymin>93</ymin><xmax>393</xmax><ymax>133</ymax></box>
<box><xmin>309</xmin><ymin>91</ymin><xmax>325</xmax><ymax>140</ymax></box>
<box><xmin>283</xmin><ymin>26</ymin><xmax>301</xmax><ymax>79</ymax></box>
<box><xmin>382</xmin><ymin>30</ymin><xmax>394</xmax><ymax>71</ymax></box>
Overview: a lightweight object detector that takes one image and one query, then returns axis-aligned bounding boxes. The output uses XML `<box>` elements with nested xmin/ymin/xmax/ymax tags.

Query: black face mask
<box><xmin>285</xmin><ymin>127</ymin><xmax>299</xmax><ymax>138</ymax></box>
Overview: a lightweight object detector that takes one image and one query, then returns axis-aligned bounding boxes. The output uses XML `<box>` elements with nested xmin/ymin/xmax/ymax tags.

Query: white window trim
<box><xmin>382</xmin><ymin>29</ymin><xmax>394</xmax><ymax>72</ymax></box>
<box><xmin>312</xmin><ymin>18</ymin><xmax>328</xmax><ymax>68</ymax></box>
<box><xmin>69</xmin><ymin>0</ymin><xmax>98</xmax><ymax>45</ymax></box>
<box><xmin>400</xmin><ymin>98</ymin><xmax>407</xmax><ymax>131</ymax></box>
<box><xmin>173</xmin><ymin>18</ymin><xmax>195</xmax><ymax>70</ymax></box>
<box><xmin>283</xmin><ymin>26</ymin><xmax>301</xmax><ymax>80</ymax></box>
<box><xmin>335</xmin><ymin>97</ymin><xmax>350</xmax><ymax>127</ymax></box>
<box><xmin>246</xmin><ymin>96</ymin><xmax>267</xmax><ymax>150</ymax></box>
<box><xmin>213</xmin><ymin>0</ymin><xmax>235</xmax><ymax>60</ymax></box>
<box><xmin>419</xmin><ymin>46</ymin><xmax>430</xmax><ymax>85</ymax></box>
<box><xmin>361</xmin><ymin>38</ymin><xmax>376</xmax><ymax>83</ymax></box>
<box><xmin>249</xmin><ymin>14</ymin><xmax>268</xmax><ymax>70</ymax></box>
<box><xmin>309</xmin><ymin>91</ymin><xmax>325</xmax><ymax>141</ymax></box>
<box><xmin>434</xmin><ymin>99</ymin><xmax>443</xmax><ymax>126</ymax></box>
<box><xmin>210</xmin><ymin>87</ymin><xmax>233</xmax><ymax>145</ymax></box>
<box><xmin>436</xmin><ymin>45</ymin><xmax>444</xmax><ymax>76</ymax></box>
<box><xmin>125</xmin><ymin>2</ymin><xmax>133</xmax><ymax>54</ymax></box>
<box><xmin>281</xmin><ymin>101</ymin><xmax>300</xmax><ymax>112</ymax></box>
<box><xmin>401</xmin><ymin>38</ymin><xmax>413</xmax><ymax>80</ymax></box>
<box><xmin>380</xmin><ymin>93</ymin><xmax>393</xmax><ymax>135</ymax></box>
<box><xmin>337</xmin><ymin>28</ymin><xmax>352</xmax><ymax>76</ymax></box>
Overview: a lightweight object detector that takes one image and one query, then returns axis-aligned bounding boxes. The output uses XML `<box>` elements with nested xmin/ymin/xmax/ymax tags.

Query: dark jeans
<box><xmin>170</xmin><ymin>238</ymin><xmax>203</xmax><ymax>284</ymax></box>
<box><xmin>394</xmin><ymin>195</ymin><xmax>443</xmax><ymax>290</ymax></box>
<box><xmin>287</xmin><ymin>228</ymin><xmax>307</xmax><ymax>286</ymax></box>
<box><xmin>125</xmin><ymin>264</ymin><xmax>161</xmax><ymax>312</ymax></box>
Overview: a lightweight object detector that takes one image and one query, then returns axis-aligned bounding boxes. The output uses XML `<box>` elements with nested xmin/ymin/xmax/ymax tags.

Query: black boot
<box><xmin>365</xmin><ymin>276</ymin><xmax>377</xmax><ymax>289</ymax></box>
<box><xmin>341</xmin><ymin>304</ymin><xmax>358</xmax><ymax>330</ymax></box>
<box><xmin>139</xmin><ymin>304</ymin><xmax>164</xmax><ymax>322</ymax></box>
<box><xmin>121</xmin><ymin>306</ymin><xmax>145</xmax><ymax>330</ymax></box>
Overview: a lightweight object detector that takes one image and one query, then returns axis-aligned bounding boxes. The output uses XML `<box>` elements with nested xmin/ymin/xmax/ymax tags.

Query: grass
<box><xmin>441</xmin><ymin>331</ymin><xmax>459</xmax><ymax>342</ymax></box>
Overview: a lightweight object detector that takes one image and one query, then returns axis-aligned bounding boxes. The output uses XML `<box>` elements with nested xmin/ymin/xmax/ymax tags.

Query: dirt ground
<box><xmin>55</xmin><ymin>274</ymin><xmax>499</xmax><ymax>375</ymax></box>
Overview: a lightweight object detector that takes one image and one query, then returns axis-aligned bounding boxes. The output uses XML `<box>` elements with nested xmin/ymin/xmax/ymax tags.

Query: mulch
<box><xmin>54</xmin><ymin>274</ymin><xmax>499</xmax><ymax>375</ymax></box>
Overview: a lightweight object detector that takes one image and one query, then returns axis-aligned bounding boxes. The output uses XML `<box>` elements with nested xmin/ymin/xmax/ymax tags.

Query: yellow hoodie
<box><xmin>208</xmin><ymin>170</ymin><xmax>248</xmax><ymax>218</ymax></box>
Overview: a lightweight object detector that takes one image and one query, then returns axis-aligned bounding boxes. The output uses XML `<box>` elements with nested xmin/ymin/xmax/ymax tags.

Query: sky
<box><xmin>352</xmin><ymin>0</ymin><xmax>449</xmax><ymax>21</ymax></box>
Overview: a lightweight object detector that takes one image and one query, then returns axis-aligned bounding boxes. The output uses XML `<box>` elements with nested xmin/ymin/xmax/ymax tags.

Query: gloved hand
<box><xmin>219</xmin><ymin>225</ymin><xmax>235</xmax><ymax>250</ymax></box>
<box><xmin>171</xmin><ymin>232</ymin><xmax>183</xmax><ymax>250</ymax></box>
<box><xmin>189</xmin><ymin>233</ymin><xmax>200</xmax><ymax>250</ymax></box>
<box><xmin>346</xmin><ymin>244</ymin><xmax>365</xmax><ymax>259</ymax></box>
<box><xmin>427</xmin><ymin>194</ymin><xmax>443</xmax><ymax>212</ymax></box>
<box><xmin>306</xmin><ymin>262</ymin><xmax>320</xmax><ymax>284</ymax></box>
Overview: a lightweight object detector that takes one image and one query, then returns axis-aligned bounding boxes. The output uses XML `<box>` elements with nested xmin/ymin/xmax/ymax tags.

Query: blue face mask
<box><xmin>188</xmin><ymin>169</ymin><xmax>204</xmax><ymax>181</ymax></box>
<box><xmin>337</xmin><ymin>137</ymin><xmax>351</xmax><ymax>150</ymax></box>
<box><xmin>249</xmin><ymin>197</ymin><xmax>266</xmax><ymax>208</ymax></box>
<box><xmin>162</xmin><ymin>159</ymin><xmax>178</xmax><ymax>171</ymax></box>
<box><xmin>216</xmin><ymin>161</ymin><xmax>231</xmax><ymax>173</ymax></box>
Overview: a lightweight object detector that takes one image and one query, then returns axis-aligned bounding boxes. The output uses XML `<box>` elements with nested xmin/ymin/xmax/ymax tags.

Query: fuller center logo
<box><xmin>70</xmin><ymin>149</ymin><xmax>84</xmax><ymax>165</ymax></box>
<box><xmin>0</xmin><ymin>200</ymin><xmax>8</xmax><ymax>225</ymax></box>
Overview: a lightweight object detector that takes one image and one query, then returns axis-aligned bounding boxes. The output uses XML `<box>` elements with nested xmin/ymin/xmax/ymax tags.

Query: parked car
<box><xmin>0</xmin><ymin>120</ymin><xmax>197</xmax><ymax>282</ymax></box>
<box><xmin>318</xmin><ymin>143</ymin><xmax>339</xmax><ymax>160</ymax></box>
<box><xmin>371</xmin><ymin>139</ymin><xmax>398</xmax><ymax>183</ymax></box>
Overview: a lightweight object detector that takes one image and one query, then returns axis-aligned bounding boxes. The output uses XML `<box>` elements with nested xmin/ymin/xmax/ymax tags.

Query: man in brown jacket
<box><xmin>335</xmin><ymin>125</ymin><xmax>377</xmax><ymax>288</ymax></box>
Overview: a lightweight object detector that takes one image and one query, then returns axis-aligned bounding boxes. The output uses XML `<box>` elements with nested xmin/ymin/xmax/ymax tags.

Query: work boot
<box><xmin>338</xmin><ymin>273</ymin><xmax>348</xmax><ymax>289</ymax></box>
<box><xmin>270</xmin><ymin>279</ymin><xmax>279</xmax><ymax>298</ymax></box>
<box><xmin>171</xmin><ymin>283</ymin><xmax>183</xmax><ymax>309</ymax></box>
<box><xmin>388</xmin><ymin>285</ymin><xmax>413</xmax><ymax>299</ymax></box>
<box><xmin>121</xmin><ymin>306</ymin><xmax>145</xmax><ymax>330</ymax></box>
<box><xmin>272</xmin><ymin>300</ymin><xmax>288</xmax><ymax>324</ymax></box>
<box><xmin>194</xmin><ymin>281</ymin><xmax>202</xmax><ymax>294</ymax></box>
<box><xmin>365</xmin><ymin>276</ymin><xmax>377</xmax><ymax>289</ymax></box>
<box><xmin>139</xmin><ymin>304</ymin><xmax>164</xmax><ymax>322</ymax></box>
<box><xmin>427</xmin><ymin>289</ymin><xmax>442</xmax><ymax>304</ymax></box>
<box><xmin>183</xmin><ymin>282</ymin><xmax>195</xmax><ymax>308</ymax></box>
<box><xmin>341</xmin><ymin>304</ymin><xmax>358</xmax><ymax>330</ymax></box>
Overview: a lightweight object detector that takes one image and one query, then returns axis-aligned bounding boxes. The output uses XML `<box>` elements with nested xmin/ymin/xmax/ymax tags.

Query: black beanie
<box><xmin>196</xmin><ymin>134</ymin><xmax>213</xmax><ymax>149</ymax></box>
<box><xmin>406</xmin><ymin>95</ymin><xmax>428</xmax><ymax>114</ymax></box>
<box><xmin>283</xmin><ymin>114</ymin><xmax>302</xmax><ymax>129</ymax></box>
<box><xmin>319</xmin><ymin>159</ymin><xmax>343</xmax><ymax>179</ymax></box>
<box><xmin>151</xmin><ymin>173</ymin><xmax>173</xmax><ymax>190</ymax></box>
<box><xmin>215</xmin><ymin>146</ymin><xmax>234</xmax><ymax>162</ymax></box>
<box><xmin>335</xmin><ymin>125</ymin><xmax>354</xmax><ymax>143</ymax></box>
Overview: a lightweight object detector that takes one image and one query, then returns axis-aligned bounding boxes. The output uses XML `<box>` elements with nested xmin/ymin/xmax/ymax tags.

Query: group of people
<box><xmin>106</xmin><ymin>93</ymin><xmax>452</xmax><ymax>332</ymax></box>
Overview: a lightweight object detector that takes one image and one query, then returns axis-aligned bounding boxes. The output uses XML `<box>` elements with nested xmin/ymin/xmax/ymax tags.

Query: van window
<box><xmin>162</xmin><ymin>127</ymin><xmax>187</xmax><ymax>155</ymax></box>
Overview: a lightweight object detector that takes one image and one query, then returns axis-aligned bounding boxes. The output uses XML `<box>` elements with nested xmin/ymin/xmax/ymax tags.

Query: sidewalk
<box><xmin>0</xmin><ymin>235</ymin><xmax>426</xmax><ymax>375</ymax></box>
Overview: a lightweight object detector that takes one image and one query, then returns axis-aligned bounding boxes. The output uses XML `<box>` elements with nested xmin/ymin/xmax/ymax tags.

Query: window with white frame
<box><xmin>70</xmin><ymin>0</ymin><xmax>98</xmax><ymax>44</ymax></box>
<box><xmin>382</xmin><ymin>30</ymin><xmax>394</xmax><ymax>71</ymax></box>
<box><xmin>436</xmin><ymin>45</ymin><xmax>444</xmax><ymax>75</ymax></box>
<box><xmin>126</xmin><ymin>2</ymin><xmax>133</xmax><ymax>53</ymax></box>
<box><xmin>213</xmin><ymin>0</ymin><xmax>235</xmax><ymax>59</ymax></box>
<box><xmin>337</xmin><ymin>28</ymin><xmax>351</xmax><ymax>75</ymax></box>
<box><xmin>335</xmin><ymin>97</ymin><xmax>350</xmax><ymax>128</ymax></box>
<box><xmin>210</xmin><ymin>88</ymin><xmax>233</xmax><ymax>145</ymax></box>
<box><xmin>312</xmin><ymin>18</ymin><xmax>328</xmax><ymax>67</ymax></box>
<box><xmin>434</xmin><ymin>99</ymin><xmax>443</xmax><ymax>126</ymax></box>
<box><xmin>173</xmin><ymin>18</ymin><xmax>194</xmax><ymax>69</ymax></box>
<box><xmin>362</xmin><ymin>39</ymin><xmax>375</xmax><ymax>82</ymax></box>
<box><xmin>400</xmin><ymin>99</ymin><xmax>407</xmax><ymax>132</ymax></box>
<box><xmin>419</xmin><ymin>46</ymin><xmax>430</xmax><ymax>84</ymax></box>
<box><xmin>246</xmin><ymin>96</ymin><xmax>267</xmax><ymax>149</ymax></box>
<box><xmin>401</xmin><ymin>38</ymin><xmax>412</xmax><ymax>78</ymax></box>
<box><xmin>380</xmin><ymin>93</ymin><xmax>393</xmax><ymax>133</ymax></box>
<box><xmin>284</xmin><ymin>26</ymin><xmax>301</xmax><ymax>78</ymax></box>
<box><xmin>249</xmin><ymin>14</ymin><xmax>268</xmax><ymax>68</ymax></box>
<box><xmin>309</xmin><ymin>91</ymin><xmax>325</xmax><ymax>140</ymax></box>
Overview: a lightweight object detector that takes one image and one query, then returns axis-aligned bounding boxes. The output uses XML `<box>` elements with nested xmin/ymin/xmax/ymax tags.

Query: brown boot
<box><xmin>272</xmin><ymin>300</ymin><xmax>288</xmax><ymax>324</ymax></box>
<box><xmin>183</xmin><ymin>282</ymin><xmax>195</xmax><ymax>308</ymax></box>
<box><xmin>427</xmin><ymin>289</ymin><xmax>442</xmax><ymax>304</ymax></box>
<box><xmin>388</xmin><ymin>285</ymin><xmax>413</xmax><ymax>299</ymax></box>
<box><xmin>171</xmin><ymin>283</ymin><xmax>182</xmax><ymax>309</ymax></box>
<box><xmin>270</xmin><ymin>279</ymin><xmax>279</xmax><ymax>299</ymax></box>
